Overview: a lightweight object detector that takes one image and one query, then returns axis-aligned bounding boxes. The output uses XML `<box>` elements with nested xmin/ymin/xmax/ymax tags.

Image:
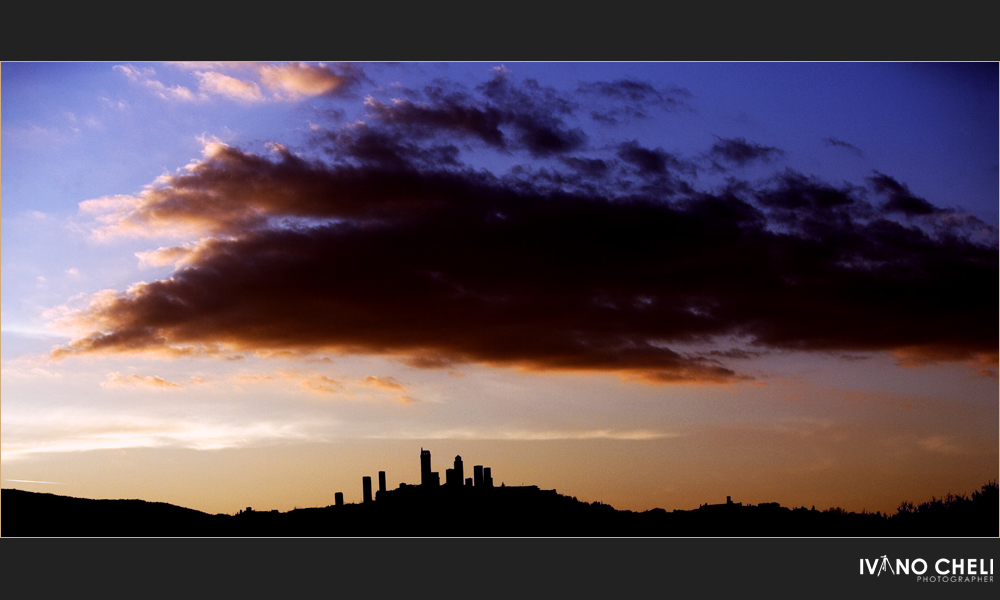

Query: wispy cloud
<box><xmin>355</xmin><ymin>375</ymin><xmax>414</xmax><ymax>403</ymax></box>
<box><xmin>825</xmin><ymin>136</ymin><xmax>864</xmax><ymax>156</ymax></box>
<box><xmin>114</xmin><ymin>64</ymin><xmax>197</xmax><ymax>101</ymax></box>
<box><xmin>1</xmin><ymin>411</ymin><xmax>326</xmax><ymax>461</ymax></box>
<box><xmin>115</xmin><ymin>62</ymin><xmax>366</xmax><ymax>104</ymax></box>
<box><xmin>101</xmin><ymin>372</ymin><xmax>183</xmax><ymax>390</ymax></box>
<box><xmin>224</xmin><ymin>369</ymin><xmax>415</xmax><ymax>403</ymax></box>
<box><xmin>194</xmin><ymin>70</ymin><xmax>264</xmax><ymax>102</ymax></box>
<box><xmin>918</xmin><ymin>435</ymin><xmax>966</xmax><ymax>455</ymax></box>
<box><xmin>4</xmin><ymin>479</ymin><xmax>68</xmax><ymax>485</ymax></box>
<box><xmin>1</xmin><ymin>355</ymin><xmax>64</xmax><ymax>379</ymax></box>
<box><xmin>707</xmin><ymin>136</ymin><xmax>785</xmax><ymax>169</ymax></box>
<box><xmin>283</xmin><ymin>370</ymin><xmax>346</xmax><ymax>395</ymax></box>
<box><xmin>577</xmin><ymin>77</ymin><xmax>692</xmax><ymax>124</ymax></box>
<box><xmin>365</xmin><ymin>428</ymin><xmax>679</xmax><ymax>441</ymax></box>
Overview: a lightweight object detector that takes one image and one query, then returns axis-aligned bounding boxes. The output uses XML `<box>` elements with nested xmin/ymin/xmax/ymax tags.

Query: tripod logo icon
<box><xmin>877</xmin><ymin>555</ymin><xmax>896</xmax><ymax>576</ymax></box>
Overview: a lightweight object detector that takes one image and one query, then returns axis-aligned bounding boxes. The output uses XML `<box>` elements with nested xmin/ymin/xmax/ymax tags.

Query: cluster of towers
<box><xmin>338</xmin><ymin>448</ymin><xmax>495</xmax><ymax>505</ymax></box>
<box><xmin>423</xmin><ymin>448</ymin><xmax>493</xmax><ymax>490</ymax></box>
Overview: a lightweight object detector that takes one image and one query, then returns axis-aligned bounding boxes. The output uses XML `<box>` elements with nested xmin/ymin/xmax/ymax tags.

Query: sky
<box><xmin>1</xmin><ymin>62</ymin><xmax>997</xmax><ymax>518</ymax></box>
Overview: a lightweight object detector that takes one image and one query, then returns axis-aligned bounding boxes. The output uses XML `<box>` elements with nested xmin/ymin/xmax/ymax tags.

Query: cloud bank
<box><xmin>56</xmin><ymin>66</ymin><xmax>998</xmax><ymax>383</ymax></box>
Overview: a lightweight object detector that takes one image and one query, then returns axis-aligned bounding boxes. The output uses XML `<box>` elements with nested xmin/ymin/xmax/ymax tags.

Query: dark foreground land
<box><xmin>4</xmin><ymin>482</ymin><xmax>996</xmax><ymax>537</ymax></box>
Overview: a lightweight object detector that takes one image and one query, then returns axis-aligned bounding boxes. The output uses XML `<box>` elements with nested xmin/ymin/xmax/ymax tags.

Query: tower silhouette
<box><xmin>421</xmin><ymin>448</ymin><xmax>432</xmax><ymax>487</ymax></box>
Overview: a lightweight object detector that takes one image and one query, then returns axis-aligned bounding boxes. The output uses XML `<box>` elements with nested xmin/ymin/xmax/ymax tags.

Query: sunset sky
<box><xmin>2</xmin><ymin>62</ymin><xmax>996</xmax><ymax>518</ymax></box>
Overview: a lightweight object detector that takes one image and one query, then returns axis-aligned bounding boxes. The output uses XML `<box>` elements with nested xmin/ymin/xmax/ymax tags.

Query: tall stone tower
<box><xmin>421</xmin><ymin>448</ymin><xmax>432</xmax><ymax>487</ymax></box>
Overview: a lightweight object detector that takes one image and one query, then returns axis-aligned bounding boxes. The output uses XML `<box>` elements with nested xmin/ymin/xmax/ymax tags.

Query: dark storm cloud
<box><xmin>478</xmin><ymin>69</ymin><xmax>586</xmax><ymax>157</ymax></box>
<box><xmin>326</xmin><ymin>63</ymin><xmax>369</xmax><ymax>95</ymax></box>
<box><xmin>325</xmin><ymin>124</ymin><xmax>463</xmax><ymax>170</ymax></box>
<box><xmin>60</xmin><ymin>69</ymin><xmax>999</xmax><ymax>382</ymax></box>
<box><xmin>362</xmin><ymin>68</ymin><xmax>587</xmax><ymax>157</ymax></box>
<box><xmin>864</xmin><ymin>172</ymin><xmax>995</xmax><ymax>246</ymax></box>
<box><xmin>708</xmin><ymin>136</ymin><xmax>785</xmax><ymax>168</ymax></box>
<box><xmin>755</xmin><ymin>170</ymin><xmax>873</xmax><ymax>233</ymax></box>
<box><xmin>558</xmin><ymin>156</ymin><xmax>611</xmax><ymax>179</ymax></box>
<box><xmin>616</xmin><ymin>141</ymin><xmax>690</xmax><ymax>177</ymax></box>
<box><xmin>363</xmin><ymin>93</ymin><xmax>506</xmax><ymax>148</ymax></box>
<box><xmin>869</xmin><ymin>171</ymin><xmax>944</xmax><ymax>216</ymax></box>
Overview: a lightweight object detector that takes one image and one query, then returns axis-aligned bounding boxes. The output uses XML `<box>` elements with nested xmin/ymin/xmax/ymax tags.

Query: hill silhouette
<box><xmin>4</xmin><ymin>449</ymin><xmax>996</xmax><ymax>537</ymax></box>
<box><xmin>5</xmin><ymin>480</ymin><xmax>996</xmax><ymax>537</ymax></box>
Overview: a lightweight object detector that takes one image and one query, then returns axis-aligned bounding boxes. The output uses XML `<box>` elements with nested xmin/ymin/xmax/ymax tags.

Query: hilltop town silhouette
<box><xmin>4</xmin><ymin>448</ymin><xmax>997</xmax><ymax>537</ymax></box>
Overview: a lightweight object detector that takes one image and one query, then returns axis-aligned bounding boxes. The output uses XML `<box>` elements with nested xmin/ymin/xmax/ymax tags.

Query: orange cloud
<box><xmin>891</xmin><ymin>345</ymin><xmax>998</xmax><ymax>376</ymax></box>
<box><xmin>357</xmin><ymin>376</ymin><xmax>414</xmax><ymax>403</ymax></box>
<box><xmin>135</xmin><ymin>243</ymin><xmax>203</xmax><ymax>269</ymax></box>
<box><xmin>101</xmin><ymin>372</ymin><xmax>183</xmax><ymax>390</ymax></box>
<box><xmin>195</xmin><ymin>71</ymin><xmax>264</xmax><ymax>102</ymax></box>
<box><xmin>358</xmin><ymin>375</ymin><xmax>406</xmax><ymax>391</ymax></box>
<box><xmin>259</xmin><ymin>63</ymin><xmax>354</xmax><ymax>99</ymax></box>
<box><xmin>289</xmin><ymin>372</ymin><xmax>346</xmax><ymax>395</ymax></box>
